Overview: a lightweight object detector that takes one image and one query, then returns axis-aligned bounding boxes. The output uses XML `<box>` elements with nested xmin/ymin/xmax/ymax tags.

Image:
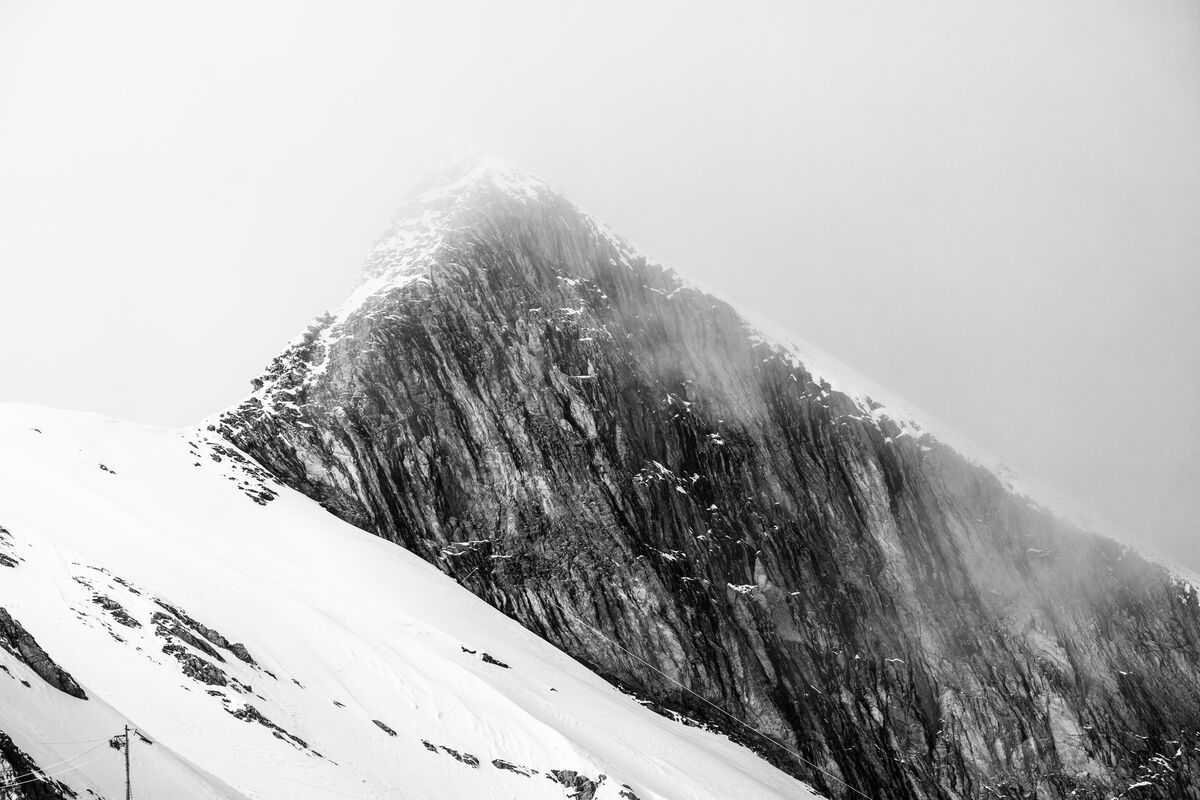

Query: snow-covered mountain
<box><xmin>5</xmin><ymin>152</ymin><xmax>1200</xmax><ymax>800</ymax></box>
<box><xmin>216</xmin><ymin>154</ymin><xmax>1200</xmax><ymax>799</ymax></box>
<box><xmin>0</xmin><ymin>404</ymin><xmax>818</xmax><ymax>799</ymax></box>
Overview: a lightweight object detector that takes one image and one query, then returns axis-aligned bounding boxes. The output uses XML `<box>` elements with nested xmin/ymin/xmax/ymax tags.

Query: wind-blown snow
<box><xmin>0</xmin><ymin>403</ymin><xmax>821</xmax><ymax>800</ymax></box>
<box><xmin>446</xmin><ymin>155</ymin><xmax>1198</xmax><ymax>573</ymax></box>
<box><xmin>236</xmin><ymin>149</ymin><xmax>1191</xmax><ymax>586</ymax></box>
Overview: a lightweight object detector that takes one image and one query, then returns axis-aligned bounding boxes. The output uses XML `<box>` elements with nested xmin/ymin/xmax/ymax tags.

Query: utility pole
<box><xmin>123</xmin><ymin>724</ymin><xmax>132</xmax><ymax>800</ymax></box>
<box><xmin>110</xmin><ymin>726</ymin><xmax>134</xmax><ymax>799</ymax></box>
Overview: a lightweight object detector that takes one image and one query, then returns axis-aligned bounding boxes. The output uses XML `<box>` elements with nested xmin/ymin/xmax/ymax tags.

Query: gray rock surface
<box><xmin>219</xmin><ymin>158</ymin><xmax>1200</xmax><ymax>799</ymax></box>
<box><xmin>0</xmin><ymin>730</ymin><xmax>76</xmax><ymax>799</ymax></box>
<box><xmin>0</xmin><ymin>609</ymin><xmax>86</xmax><ymax>701</ymax></box>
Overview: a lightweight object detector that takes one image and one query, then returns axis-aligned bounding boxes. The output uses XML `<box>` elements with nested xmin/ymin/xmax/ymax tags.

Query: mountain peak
<box><xmin>403</xmin><ymin>145</ymin><xmax>550</xmax><ymax>209</ymax></box>
<box><xmin>359</xmin><ymin>147</ymin><xmax>553</xmax><ymax>285</ymax></box>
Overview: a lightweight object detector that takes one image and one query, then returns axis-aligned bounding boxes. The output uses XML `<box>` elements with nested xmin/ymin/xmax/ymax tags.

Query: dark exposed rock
<box><xmin>0</xmin><ymin>524</ymin><xmax>19</xmax><ymax>568</ymax></box>
<box><xmin>437</xmin><ymin>745</ymin><xmax>479</xmax><ymax>768</ymax></box>
<box><xmin>204</xmin><ymin>442</ymin><xmax>279</xmax><ymax>505</ymax></box>
<box><xmin>492</xmin><ymin>758</ymin><xmax>534</xmax><ymax>776</ymax></box>
<box><xmin>549</xmin><ymin>769</ymin><xmax>601</xmax><ymax>800</ymax></box>
<box><xmin>227</xmin><ymin>704</ymin><xmax>308</xmax><ymax>750</ymax></box>
<box><xmin>161</xmin><ymin>643</ymin><xmax>227</xmax><ymax>686</ymax></box>
<box><xmin>152</xmin><ymin>612</ymin><xmax>224</xmax><ymax>661</ymax></box>
<box><xmin>480</xmin><ymin>652</ymin><xmax>509</xmax><ymax>669</ymax></box>
<box><xmin>111</xmin><ymin>576</ymin><xmax>140</xmax><ymax>595</ymax></box>
<box><xmin>417</xmin><ymin>738</ymin><xmax>480</xmax><ymax>767</ymax></box>
<box><xmin>0</xmin><ymin>609</ymin><xmax>86</xmax><ymax>700</ymax></box>
<box><xmin>152</xmin><ymin>602</ymin><xmax>257</xmax><ymax>666</ymax></box>
<box><xmin>227</xmin><ymin>643</ymin><xmax>256</xmax><ymax>666</ymax></box>
<box><xmin>371</xmin><ymin>719</ymin><xmax>396</xmax><ymax>737</ymax></box>
<box><xmin>0</xmin><ymin>730</ymin><xmax>77</xmax><ymax>799</ymax></box>
<box><xmin>90</xmin><ymin>595</ymin><xmax>140</xmax><ymax>628</ymax></box>
<box><xmin>221</xmin><ymin>157</ymin><xmax>1200</xmax><ymax>799</ymax></box>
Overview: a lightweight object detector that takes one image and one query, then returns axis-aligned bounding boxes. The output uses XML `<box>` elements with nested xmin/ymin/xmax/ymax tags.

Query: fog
<box><xmin>1</xmin><ymin>1</ymin><xmax>1197</xmax><ymax>568</ymax></box>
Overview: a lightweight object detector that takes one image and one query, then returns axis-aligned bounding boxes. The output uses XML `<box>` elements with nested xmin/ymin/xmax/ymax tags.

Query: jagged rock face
<box><xmin>0</xmin><ymin>609</ymin><xmax>86</xmax><ymax>701</ymax></box>
<box><xmin>220</xmin><ymin>159</ymin><xmax>1200</xmax><ymax>799</ymax></box>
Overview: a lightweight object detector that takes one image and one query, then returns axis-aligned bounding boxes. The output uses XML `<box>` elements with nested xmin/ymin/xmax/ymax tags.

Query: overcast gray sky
<box><xmin>2</xmin><ymin>1</ymin><xmax>1197</xmax><ymax>568</ymax></box>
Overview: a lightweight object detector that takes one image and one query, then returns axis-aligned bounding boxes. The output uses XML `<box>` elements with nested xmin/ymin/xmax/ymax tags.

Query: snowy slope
<box><xmin>0</xmin><ymin>403</ymin><xmax>821</xmax><ymax>800</ymax></box>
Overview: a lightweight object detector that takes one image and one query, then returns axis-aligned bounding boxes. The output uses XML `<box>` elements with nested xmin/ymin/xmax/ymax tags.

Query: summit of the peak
<box><xmin>399</xmin><ymin>146</ymin><xmax>550</xmax><ymax>208</ymax></box>
<box><xmin>358</xmin><ymin>149</ymin><xmax>556</xmax><ymax>283</ymax></box>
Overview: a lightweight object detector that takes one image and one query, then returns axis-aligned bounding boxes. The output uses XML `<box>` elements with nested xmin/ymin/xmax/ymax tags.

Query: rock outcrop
<box><xmin>0</xmin><ymin>609</ymin><xmax>86</xmax><ymax>701</ymax></box>
<box><xmin>0</xmin><ymin>730</ymin><xmax>76</xmax><ymax>799</ymax></box>
<box><xmin>219</xmin><ymin>155</ymin><xmax>1200</xmax><ymax>799</ymax></box>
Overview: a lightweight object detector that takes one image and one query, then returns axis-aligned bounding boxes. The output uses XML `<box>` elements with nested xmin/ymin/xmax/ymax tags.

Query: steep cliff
<box><xmin>219</xmin><ymin>155</ymin><xmax>1200</xmax><ymax>799</ymax></box>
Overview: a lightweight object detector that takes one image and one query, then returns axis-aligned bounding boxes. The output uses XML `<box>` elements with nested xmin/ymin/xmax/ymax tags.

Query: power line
<box><xmin>308</xmin><ymin>565</ymin><xmax>483</xmax><ymax>684</ymax></box>
<box><xmin>193</xmin><ymin>752</ymin><xmax>415</xmax><ymax>800</ymax></box>
<box><xmin>0</xmin><ymin>748</ymin><xmax>113</xmax><ymax>792</ymax></box>
<box><xmin>0</xmin><ymin>740</ymin><xmax>109</xmax><ymax>786</ymax></box>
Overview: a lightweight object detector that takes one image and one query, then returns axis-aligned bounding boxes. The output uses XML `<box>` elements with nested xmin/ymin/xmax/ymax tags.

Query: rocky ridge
<box><xmin>218</xmin><ymin>155</ymin><xmax>1200</xmax><ymax>799</ymax></box>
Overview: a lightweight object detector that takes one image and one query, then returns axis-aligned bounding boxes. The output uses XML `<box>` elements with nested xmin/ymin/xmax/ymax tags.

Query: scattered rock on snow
<box><xmin>227</xmin><ymin>704</ymin><xmax>309</xmax><ymax>750</ymax></box>
<box><xmin>90</xmin><ymin>595</ymin><xmax>141</xmax><ymax>628</ymax></box>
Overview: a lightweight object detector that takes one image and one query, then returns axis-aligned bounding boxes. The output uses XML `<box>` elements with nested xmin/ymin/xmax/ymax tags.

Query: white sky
<box><xmin>2</xmin><ymin>1</ymin><xmax>1197</xmax><ymax>567</ymax></box>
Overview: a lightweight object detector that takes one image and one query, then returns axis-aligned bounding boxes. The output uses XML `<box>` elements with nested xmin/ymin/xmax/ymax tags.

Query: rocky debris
<box><xmin>152</xmin><ymin>601</ymin><xmax>257</xmax><ymax>667</ymax></box>
<box><xmin>90</xmin><ymin>595</ymin><xmax>140</xmax><ymax>628</ymax></box>
<box><xmin>0</xmin><ymin>609</ymin><xmax>86</xmax><ymax>700</ymax></box>
<box><xmin>618</xmin><ymin>785</ymin><xmax>641</xmax><ymax>800</ymax></box>
<box><xmin>111</xmin><ymin>576</ymin><xmax>140</xmax><ymax>595</ymax></box>
<box><xmin>226</xmin><ymin>704</ymin><xmax>308</xmax><ymax>750</ymax></box>
<box><xmin>0</xmin><ymin>730</ymin><xmax>78</xmax><ymax>799</ymax></box>
<box><xmin>189</xmin><ymin>440</ymin><xmax>279</xmax><ymax>506</ymax></box>
<box><xmin>151</xmin><ymin>607</ymin><xmax>253</xmax><ymax>688</ymax></box>
<box><xmin>437</xmin><ymin>746</ymin><xmax>479</xmax><ymax>768</ymax></box>
<box><xmin>419</xmin><ymin>740</ymin><xmax>479</xmax><ymax>768</ymax></box>
<box><xmin>161</xmin><ymin>643</ymin><xmax>227</xmax><ymax>686</ymax></box>
<box><xmin>97</xmin><ymin>464</ymin><xmax>116</xmax><ymax>475</ymax></box>
<box><xmin>491</xmin><ymin>759</ymin><xmax>534</xmax><ymax>777</ymax></box>
<box><xmin>226</xmin><ymin>642</ymin><xmax>255</xmax><ymax>665</ymax></box>
<box><xmin>549</xmin><ymin>769</ymin><xmax>602</xmax><ymax>800</ymax></box>
<box><xmin>221</xmin><ymin>156</ymin><xmax>1200</xmax><ymax>798</ymax></box>
<box><xmin>153</xmin><ymin>612</ymin><xmax>223</xmax><ymax>660</ymax></box>
<box><xmin>371</xmin><ymin>719</ymin><xmax>396</xmax><ymax>737</ymax></box>
<box><xmin>0</xmin><ymin>524</ymin><xmax>19</xmax><ymax>568</ymax></box>
<box><xmin>480</xmin><ymin>652</ymin><xmax>509</xmax><ymax>669</ymax></box>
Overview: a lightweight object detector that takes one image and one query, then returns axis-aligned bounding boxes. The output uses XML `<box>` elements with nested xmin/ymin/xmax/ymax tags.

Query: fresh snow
<box><xmin>0</xmin><ymin>403</ymin><xmax>821</xmax><ymax>800</ymax></box>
